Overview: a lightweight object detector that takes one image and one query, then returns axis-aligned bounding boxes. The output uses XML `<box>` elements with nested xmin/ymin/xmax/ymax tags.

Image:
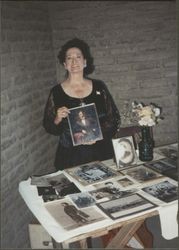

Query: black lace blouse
<box><xmin>43</xmin><ymin>78</ymin><xmax>120</xmax><ymax>170</ymax></box>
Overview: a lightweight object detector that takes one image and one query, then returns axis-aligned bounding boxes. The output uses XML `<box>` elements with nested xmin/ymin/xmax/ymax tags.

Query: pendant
<box><xmin>80</xmin><ymin>99</ymin><xmax>85</xmax><ymax>106</ymax></box>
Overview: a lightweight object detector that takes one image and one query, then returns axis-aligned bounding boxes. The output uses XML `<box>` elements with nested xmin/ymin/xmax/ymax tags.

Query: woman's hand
<box><xmin>83</xmin><ymin>140</ymin><xmax>96</xmax><ymax>145</ymax></box>
<box><xmin>54</xmin><ymin>106</ymin><xmax>70</xmax><ymax>125</ymax></box>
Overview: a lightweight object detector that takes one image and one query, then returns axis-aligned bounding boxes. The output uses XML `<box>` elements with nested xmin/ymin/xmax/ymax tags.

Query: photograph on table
<box><xmin>157</xmin><ymin>146</ymin><xmax>178</xmax><ymax>162</ymax></box>
<box><xmin>45</xmin><ymin>199</ymin><xmax>107</xmax><ymax>231</ymax></box>
<box><xmin>121</xmin><ymin>165</ymin><xmax>162</xmax><ymax>183</ymax></box>
<box><xmin>89</xmin><ymin>181</ymin><xmax>136</xmax><ymax>201</ymax></box>
<box><xmin>65</xmin><ymin>161</ymin><xmax>118</xmax><ymax>186</ymax></box>
<box><xmin>112</xmin><ymin>136</ymin><xmax>137</xmax><ymax>168</ymax></box>
<box><xmin>116</xmin><ymin>177</ymin><xmax>136</xmax><ymax>188</ymax></box>
<box><xmin>142</xmin><ymin>180</ymin><xmax>178</xmax><ymax>203</ymax></box>
<box><xmin>67</xmin><ymin>103</ymin><xmax>103</xmax><ymax>146</ymax></box>
<box><xmin>96</xmin><ymin>193</ymin><xmax>157</xmax><ymax>220</ymax></box>
<box><xmin>46</xmin><ymin>173</ymin><xmax>81</xmax><ymax>197</ymax></box>
<box><xmin>144</xmin><ymin>159</ymin><xmax>177</xmax><ymax>174</ymax></box>
<box><xmin>31</xmin><ymin>175</ymin><xmax>51</xmax><ymax>187</ymax></box>
<box><xmin>68</xmin><ymin>192</ymin><xmax>96</xmax><ymax>208</ymax></box>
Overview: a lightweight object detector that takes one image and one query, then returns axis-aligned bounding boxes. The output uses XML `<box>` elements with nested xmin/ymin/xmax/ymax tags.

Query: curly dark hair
<box><xmin>57</xmin><ymin>38</ymin><xmax>95</xmax><ymax>75</ymax></box>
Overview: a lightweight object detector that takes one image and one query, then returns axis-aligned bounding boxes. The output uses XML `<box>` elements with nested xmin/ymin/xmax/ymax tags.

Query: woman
<box><xmin>43</xmin><ymin>38</ymin><xmax>120</xmax><ymax>170</ymax></box>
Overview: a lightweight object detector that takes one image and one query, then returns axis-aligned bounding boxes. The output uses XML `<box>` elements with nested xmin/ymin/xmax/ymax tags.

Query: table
<box><xmin>19</xmin><ymin>144</ymin><xmax>178</xmax><ymax>249</ymax></box>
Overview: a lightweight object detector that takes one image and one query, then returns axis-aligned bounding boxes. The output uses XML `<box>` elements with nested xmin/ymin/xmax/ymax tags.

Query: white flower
<box><xmin>132</xmin><ymin>101</ymin><xmax>163</xmax><ymax>127</ymax></box>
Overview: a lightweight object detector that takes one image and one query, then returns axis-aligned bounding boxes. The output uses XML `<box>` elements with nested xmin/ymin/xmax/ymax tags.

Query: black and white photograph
<box><xmin>144</xmin><ymin>159</ymin><xmax>176</xmax><ymax>174</ymax></box>
<box><xmin>67</xmin><ymin>103</ymin><xmax>103</xmax><ymax>146</ymax></box>
<box><xmin>142</xmin><ymin>180</ymin><xmax>178</xmax><ymax>203</ymax></box>
<box><xmin>121</xmin><ymin>165</ymin><xmax>162</xmax><ymax>183</ymax></box>
<box><xmin>66</xmin><ymin>162</ymin><xmax>117</xmax><ymax>186</ymax></box>
<box><xmin>112</xmin><ymin>136</ymin><xmax>137</xmax><ymax>168</ymax></box>
<box><xmin>45</xmin><ymin>199</ymin><xmax>106</xmax><ymax>230</ymax></box>
<box><xmin>89</xmin><ymin>181</ymin><xmax>136</xmax><ymax>201</ymax></box>
<box><xmin>31</xmin><ymin>175</ymin><xmax>51</xmax><ymax>187</ymax></box>
<box><xmin>157</xmin><ymin>147</ymin><xmax>178</xmax><ymax>162</ymax></box>
<box><xmin>46</xmin><ymin>173</ymin><xmax>81</xmax><ymax>197</ymax></box>
<box><xmin>96</xmin><ymin>193</ymin><xmax>157</xmax><ymax>220</ymax></box>
<box><xmin>117</xmin><ymin>177</ymin><xmax>135</xmax><ymax>188</ymax></box>
<box><xmin>68</xmin><ymin>192</ymin><xmax>96</xmax><ymax>208</ymax></box>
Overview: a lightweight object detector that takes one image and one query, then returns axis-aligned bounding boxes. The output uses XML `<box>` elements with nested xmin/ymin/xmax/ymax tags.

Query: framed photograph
<box><xmin>142</xmin><ymin>180</ymin><xmax>178</xmax><ymax>203</ymax></box>
<box><xmin>96</xmin><ymin>193</ymin><xmax>157</xmax><ymax>220</ymax></box>
<box><xmin>121</xmin><ymin>165</ymin><xmax>162</xmax><ymax>183</ymax></box>
<box><xmin>65</xmin><ymin>161</ymin><xmax>117</xmax><ymax>186</ymax></box>
<box><xmin>45</xmin><ymin>199</ymin><xmax>106</xmax><ymax>231</ymax></box>
<box><xmin>112</xmin><ymin>136</ymin><xmax>137</xmax><ymax>168</ymax></box>
<box><xmin>67</xmin><ymin>103</ymin><xmax>103</xmax><ymax>146</ymax></box>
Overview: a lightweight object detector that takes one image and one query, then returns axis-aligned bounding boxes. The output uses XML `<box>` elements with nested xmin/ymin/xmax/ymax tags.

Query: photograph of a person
<box><xmin>68</xmin><ymin>103</ymin><xmax>103</xmax><ymax>146</ymax></box>
<box><xmin>142</xmin><ymin>180</ymin><xmax>178</xmax><ymax>203</ymax></box>
<box><xmin>89</xmin><ymin>181</ymin><xmax>136</xmax><ymax>201</ymax></box>
<box><xmin>68</xmin><ymin>192</ymin><xmax>96</xmax><ymax>208</ymax></box>
<box><xmin>112</xmin><ymin>136</ymin><xmax>137</xmax><ymax>168</ymax></box>
<box><xmin>116</xmin><ymin>177</ymin><xmax>135</xmax><ymax>188</ymax></box>
<box><xmin>46</xmin><ymin>173</ymin><xmax>81</xmax><ymax>197</ymax></box>
<box><xmin>66</xmin><ymin>162</ymin><xmax>117</xmax><ymax>186</ymax></box>
<box><xmin>96</xmin><ymin>193</ymin><xmax>157</xmax><ymax>220</ymax></box>
<box><xmin>121</xmin><ymin>165</ymin><xmax>162</xmax><ymax>183</ymax></box>
<box><xmin>45</xmin><ymin>199</ymin><xmax>107</xmax><ymax>231</ymax></box>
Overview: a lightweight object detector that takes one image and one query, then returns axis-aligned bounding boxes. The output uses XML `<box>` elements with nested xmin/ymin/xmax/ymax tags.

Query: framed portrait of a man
<box><xmin>67</xmin><ymin>103</ymin><xmax>103</xmax><ymax>146</ymax></box>
<box><xmin>112</xmin><ymin>136</ymin><xmax>137</xmax><ymax>168</ymax></box>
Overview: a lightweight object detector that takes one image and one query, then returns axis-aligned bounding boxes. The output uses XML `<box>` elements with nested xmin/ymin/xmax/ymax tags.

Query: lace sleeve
<box><xmin>43</xmin><ymin>90</ymin><xmax>64</xmax><ymax>135</ymax></box>
<box><xmin>101</xmin><ymin>83</ymin><xmax>121</xmax><ymax>138</ymax></box>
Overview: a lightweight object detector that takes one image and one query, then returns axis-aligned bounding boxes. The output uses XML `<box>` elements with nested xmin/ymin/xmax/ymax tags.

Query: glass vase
<box><xmin>138</xmin><ymin>126</ymin><xmax>154</xmax><ymax>162</ymax></box>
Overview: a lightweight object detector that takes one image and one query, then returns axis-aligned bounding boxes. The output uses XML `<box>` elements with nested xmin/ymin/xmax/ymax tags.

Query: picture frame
<box><xmin>142</xmin><ymin>180</ymin><xmax>178</xmax><ymax>203</ymax></box>
<box><xmin>65</xmin><ymin>161</ymin><xmax>118</xmax><ymax>186</ymax></box>
<box><xmin>112</xmin><ymin>136</ymin><xmax>138</xmax><ymax>168</ymax></box>
<box><xmin>67</xmin><ymin>103</ymin><xmax>103</xmax><ymax>146</ymax></box>
<box><xmin>96</xmin><ymin>193</ymin><xmax>157</xmax><ymax>220</ymax></box>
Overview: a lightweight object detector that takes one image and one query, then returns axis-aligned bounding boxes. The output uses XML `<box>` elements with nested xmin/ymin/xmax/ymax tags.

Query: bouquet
<box><xmin>132</xmin><ymin>101</ymin><xmax>163</xmax><ymax>127</ymax></box>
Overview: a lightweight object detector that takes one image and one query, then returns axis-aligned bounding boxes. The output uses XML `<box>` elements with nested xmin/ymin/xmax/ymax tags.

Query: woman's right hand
<box><xmin>54</xmin><ymin>106</ymin><xmax>70</xmax><ymax>125</ymax></box>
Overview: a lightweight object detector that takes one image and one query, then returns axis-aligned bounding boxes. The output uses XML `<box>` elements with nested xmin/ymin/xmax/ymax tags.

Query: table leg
<box><xmin>105</xmin><ymin>220</ymin><xmax>144</xmax><ymax>249</ymax></box>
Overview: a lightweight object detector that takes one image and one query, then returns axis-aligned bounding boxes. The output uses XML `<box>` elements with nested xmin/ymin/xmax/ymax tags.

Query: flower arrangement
<box><xmin>132</xmin><ymin>101</ymin><xmax>163</xmax><ymax>127</ymax></box>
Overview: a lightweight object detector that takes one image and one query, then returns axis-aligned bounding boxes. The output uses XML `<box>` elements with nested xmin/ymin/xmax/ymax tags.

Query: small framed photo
<box><xmin>96</xmin><ymin>193</ymin><xmax>157</xmax><ymax>220</ymax></box>
<box><xmin>65</xmin><ymin>161</ymin><xmax>118</xmax><ymax>186</ymax></box>
<box><xmin>67</xmin><ymin>103</ymin><xmax>103</xmax><ymax>146</ymax></box>
<box><xmin>112</xmin><ymin>136</ymin><xmax>137</xmax><ymax>168</ymax></box>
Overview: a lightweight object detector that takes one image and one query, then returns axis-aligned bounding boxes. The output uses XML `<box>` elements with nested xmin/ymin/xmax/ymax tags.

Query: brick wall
<box><xmin>1</xmin><ymin>1</ymin><xmax>177</xmax><ymax>248</ymax></box>
<box><xmin>1</xmin><ymin>1</ymin><xmax>57</xmax><ymax>248</ymax></box>
<box><xmin>49</xmin><ymin>0</ymin><xmax>177</xmax><ymax>145</ymax></box>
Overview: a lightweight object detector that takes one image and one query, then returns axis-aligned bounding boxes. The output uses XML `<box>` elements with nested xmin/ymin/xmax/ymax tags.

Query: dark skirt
<box><xmin>54</xmin><ymin>139</ymin><xmax>114</xmax><ymax>170</ymax></box>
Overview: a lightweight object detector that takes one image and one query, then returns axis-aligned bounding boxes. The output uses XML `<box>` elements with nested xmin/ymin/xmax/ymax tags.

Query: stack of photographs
<box><xmin>31</xmin><ymin>173</ymin><xmax>81</xmax><ymax>202</ymax></box>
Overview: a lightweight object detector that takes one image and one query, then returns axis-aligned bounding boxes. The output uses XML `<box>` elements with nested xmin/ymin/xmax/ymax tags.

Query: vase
<box><xmin>138</xmin><ymin>126</ymin><xmax>154</xmax><ymax>162</ymax></box>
